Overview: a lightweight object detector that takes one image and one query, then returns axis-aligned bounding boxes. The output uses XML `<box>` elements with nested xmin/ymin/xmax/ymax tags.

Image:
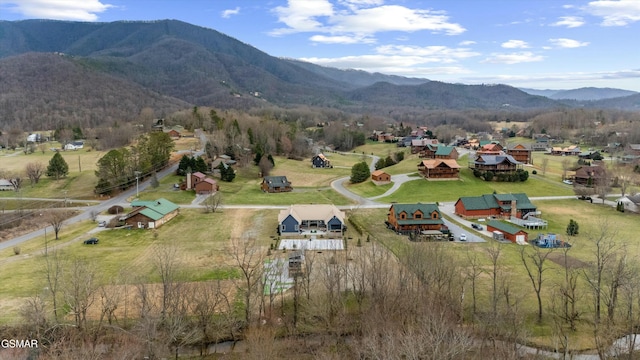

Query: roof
<box><xmin>507</xmin><ymin>143</ymin><xmax>531</xmax><ymax>150</ymax></box>
<box><xmin>201</xmin><ymin>178</ymin><xmax>218</xmax><ymax>185</ymax></box>
<box><xmin>474</xmin><ymin>154</ymin><xmax>521</xmax><ymax>166</ymax></box>
<box><xmin>278</xmin><ymin>205</ymin><xmax>345</xmax><ymax>224</ymax></box>
<box><xmin>314</xmin><ymin>153</ymin><xmax>329</xmax><ymax>160</ymax></box>
<box><xmin>391</xmin><ymin>203</ymin><xmax>442</xmax><ymax>219</ymax></box>
<box><xmin>629</xmin><ymin>144</ymin><xmax>640</xmax><ymax>150</ymax></box>
<box><xmin>263</xmin><ymin>176</ymin><xmax>291</xmax><ymax>188</ymax></box>
<box><xmin>371</xmin><ymin>170</ymin><xmax>389</xmax><ymax>177</ymax></box>
<box><xmin>457</xmin><ymin>193</ymin><xmax>535</xmax><ymax>211</ymax></box>
<box><xmin>434</xmin><ymin>145</ymin><xmax>455</xmax><ymax>156</ymax></box>
<box><xmin>192</xmin><ymin>172</ymin><xmax>206</xmax><ymax>179</ymax></box>
<box><xmin>419</xmin><ymin>159</ymin><xmax>461</xmax><ymax>169</ymax></box>
<box><xmin>130</xmin><ymin>198</ymin><xmax>179</xmax><ymax>220</ymax></box>
<box><xmin>487</xmin><ymin>220</ymin><xmax>527</xmax><ymax>235</ymax></box>
<box><xmin>574</xmin><ymin>165</ymin><xmax>606</xmax><ymax>179</ymax></box>
<box><xmin>0</xmin><ymin>179</ymin><xmax>13</xmax><ymax>186</ymax></box>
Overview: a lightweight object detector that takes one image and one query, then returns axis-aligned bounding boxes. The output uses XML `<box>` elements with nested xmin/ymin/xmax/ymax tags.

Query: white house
<box><xmin>616</xmin><ymin>195</ymin><xmax>640</xmax><ymax>213</ymax></box>
<box><xmin>0</xmin><ymin>179</ymin><xmax>14</xmax><ymax>191</ymax></box>
<box><xmin>64</xmin><ymin>141</ymin><xmax>84</xmax><ymax>151</ymax></box>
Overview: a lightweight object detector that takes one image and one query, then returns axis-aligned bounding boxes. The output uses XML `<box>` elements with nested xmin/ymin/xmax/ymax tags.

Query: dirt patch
<box><xmin>548</xmin><ymin>252</ymin><xmax>589</xmax><ymax>269</ymax></box>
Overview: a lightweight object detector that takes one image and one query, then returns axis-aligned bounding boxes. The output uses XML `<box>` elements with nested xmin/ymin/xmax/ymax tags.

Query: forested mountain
<box><xmin>0</xmin><ymin>52</ymin><xmax>189</xmax><ymax>130</ymax></box>
<box><xmin>1</xmin><ymin>19</ymin><xmax>637</xmax><ymax>130</ymax></box>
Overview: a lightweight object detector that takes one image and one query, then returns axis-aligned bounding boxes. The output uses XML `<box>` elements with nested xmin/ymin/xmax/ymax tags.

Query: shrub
<box><xmin>108</xmin><ymin>205</ymin><xmax>124</xmax><ymax>214</ymax></box>
<box><xmin>13</xmin><ymin>247</ymin><xmax>21</xmax><ymax>255</ymax></box>
<box><xmin>532</xmin><ymin>170</ymin><xmax>537</xmax><ymax>175</ymax></box>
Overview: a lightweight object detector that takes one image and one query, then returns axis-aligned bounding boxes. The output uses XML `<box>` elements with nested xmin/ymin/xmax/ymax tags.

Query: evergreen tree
<box><xmin>177</xmin><ymin>155</ymin><xmax>191</xmax><ymax>175</ymax></box>
<box><xmin>566</xmin><ymin>219</ymin><xmax>579</xmax><ymax>236</ymax></box>
<box><xmin>218</xmin><ymin>163</ymin><xmax>236</xmax><ymax>182</ymax></box>
<box><xmin>195</xmin><ymin>156</ymin><xmax>209</xmax><ymax>173</ymax></box>
<box><xmin>46</xmin><ymin>152</ymin><xmax>69</xmax><ymax>180</ymax></box>
<box><xmin>350</xmin><ymin>161</ymin><xmax>370</xmax><ymax>183</ymax></box>
<box><xmin>375</xmin><ymin>158</ymin><xmax>386</xmax><ymax>170</ymax></box>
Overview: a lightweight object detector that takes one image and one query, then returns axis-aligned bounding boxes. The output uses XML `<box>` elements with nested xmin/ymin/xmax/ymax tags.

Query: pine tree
<box><xmin>46</xmin><ymin>152</ymin><xmax>69</xmax><ymax>180</ymax></box>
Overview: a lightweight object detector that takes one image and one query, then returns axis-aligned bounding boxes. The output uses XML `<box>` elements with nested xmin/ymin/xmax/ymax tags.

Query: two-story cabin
<box><xmin>386</xmin><ymin>203</ymin><xmax>444</xmax><ymax>234</ymax></box>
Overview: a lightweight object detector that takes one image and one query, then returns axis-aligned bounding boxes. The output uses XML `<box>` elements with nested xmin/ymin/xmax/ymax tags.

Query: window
<box><xmin>400</xmin><ymin>212</ymin><xmax>406</xmax><ymax>219</ymax></box>
<box><xmin>431</xmin><ymin>212</ymin><xmax>438</xmax><ymax>219</ymax></box>
<box><xmin>414</xmin><ymin>213</ymin><xmax>422</xmax><ymax>219</ymax></box>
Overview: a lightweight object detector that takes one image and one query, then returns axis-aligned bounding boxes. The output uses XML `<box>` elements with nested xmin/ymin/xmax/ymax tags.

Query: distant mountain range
<box><xmin>1</xmin><ymin>19</ymin><xmax>639</xmax><ymax>128</ymax></box>
<box><xmin>519</xmin><ymin>87</ymin><xmax>638</xmax><ymax>101</ymax></box>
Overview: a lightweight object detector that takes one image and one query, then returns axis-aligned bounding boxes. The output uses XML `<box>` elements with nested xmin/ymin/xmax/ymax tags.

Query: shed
<box><xmin>371</xmin><ymin>170</ymin><xmax>391</xmax><ymax>182</ymax></box>
<box><xmin>194</xmin><ymin>178</ymin><xmax>219</xmax><ymax>194</ymax></box>
<box><xmin>486</xmin><ymin>220</ymin><xmax>528</xmax><ymax>244</ymax></box>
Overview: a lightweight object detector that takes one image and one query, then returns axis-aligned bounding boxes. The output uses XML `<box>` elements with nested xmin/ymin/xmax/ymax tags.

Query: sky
<box><xmin>1</xmin><ymin>0</ymin><xmax>640</xmax><ymax>91</ymax></box>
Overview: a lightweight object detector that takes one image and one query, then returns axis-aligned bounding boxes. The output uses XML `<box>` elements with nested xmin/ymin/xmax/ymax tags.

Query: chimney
<box><xmin>511</xmin><ymin>199</ymin><xmax>517</xmax><ymax>219</ymax></box>
<box><xmin>186</xmin><ymin>171</ymin><xmax>192</xmax><ymax>190</ymax></box>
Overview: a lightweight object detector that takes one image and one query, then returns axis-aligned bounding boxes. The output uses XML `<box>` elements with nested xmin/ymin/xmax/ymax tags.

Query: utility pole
<box><xmin>135</xmin><ymin>171</ymin><xmax>141</xmax><ymax>198</ymax></box>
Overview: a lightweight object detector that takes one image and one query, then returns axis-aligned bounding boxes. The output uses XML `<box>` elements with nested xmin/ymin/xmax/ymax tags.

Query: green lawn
<box><xmin>354</xmin><ymin>141</ymin><xmax>406</xmax><ymax>158</ymax></box>
<box><xmin>346</xmin><ymin>180</ymin><xmax>393</xmax><ymax>198</ymax></box>
<box><xmin>378</xmin><ymin>167</ymin><xmax>574</xmax><ymax>203</ymax></box>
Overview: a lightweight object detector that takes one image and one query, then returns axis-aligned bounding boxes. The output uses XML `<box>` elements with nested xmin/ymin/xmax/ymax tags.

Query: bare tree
<box><xmin>25</xmin><ymin>162</ymin><xmax>45</xmax><ymax>185</ymax></box>
<box><xmin>561</xmin><ymin>158</ymin><xmax>570</xmax><ymax>180</ymax></box>
<box><xmin>42</xmin><ymin>248</ymin><xmax>63</xmax><ymax>322</ymax></box>
<box><xmin>203</xmin><ymin>192</ymin><xmax>223</xmax><ymax>213</ymax></box>
<box><xmin>541</xmin><ymin>157</ymin><xmax>549</xmax><ymax>176</ymax></box>
<box><xmin>190</xmin><ymin>281</ymin><xmax>229</xmax><ymax>357</ymax></box>
<box><xmin>485</xmin><ymin>243</ymin><xmax>503</xmax><ymax>318</ymax></box>
<box><xmin>19</xmin><ymin>295</ymin><xmax>48</xmax><ymax>340</ymax></box>
<box><xmin>62</xmin><ymin>258</ymin><xmax>97</xmax><ymax>330</ymax></box>
<box><xmin>583</xmin><ymin>219</ymin><xmax>619</xmax><ymax>324</ymax></box>
<box><xmin>230</xmin><ymin>237</ymin><xmax>264</xmax><ymax>325</ymax></box>
<box><xmin>258</xmin><ymin>155</ymin><xmax>273</xmax><ymax>177</ymax></box>
<box><xmin>519</xmin><ymin>245</ymin><xmax>553</xmax><ymax>323</ymax></box>
<box><xmin>465</xmin><ymin>248</ymin><xmax>483</xmax><ymax>320</ymax></box>
<box><xmin>152</xmin><ymin>242</ymin><xmax>181</xmax><ymax>321</ymax></box>
<box><xmin>45</xmin><ymin>210</ymin><xmax>72</xmax><ymax>240</ymax></box>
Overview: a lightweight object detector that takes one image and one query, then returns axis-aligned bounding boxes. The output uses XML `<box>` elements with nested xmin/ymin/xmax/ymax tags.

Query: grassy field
<box><xmin>353</xmin><ymin>141</ymin><xmax>406</xmax><ymax>158</ymax></box>
<box><xmin>377</xmin><ymin>166</ymin><xmax>574</xmax><ymax>203</ymax></box>
<box><xmin>345</xmin><ymin>179</ymin><xmax>393</xmax><ymax>198</ymax></box>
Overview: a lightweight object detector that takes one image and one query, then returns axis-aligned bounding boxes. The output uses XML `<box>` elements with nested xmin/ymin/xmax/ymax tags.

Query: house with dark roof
<box><xmin>278</xmin><ymin>205</ymin><xmax>345</xmax><ymax>234</ymax></box>
<box><xmin>194</xmin><ymin>178</ymin><xmax>219</xmax><ymax>194</ymax></box>
<box><xmin>311</xmin><ymin>154</ymin><xmax>332</xmax><ymax>168</ymax></box>
<box><xmin>487</xmin><ymin>220</ymin><xmax>528</xmax><ymax>244</ymax></box>
<box><xmin>434</xmin><ymin>145</ymin><xmax>459</xmax><ymax>160</ymax></box>
<box><xmin>471</xmin><ymin>154</ymin><xmax>522</xmax><ymax>173</ymax></box>
<box><xmin>418</xmin><ymin>159</ymin><xmax>461</xmax><ymax>179</ymax></box>
<box><xmin>121</xmin><ymin>198</ymin><xmax>180</xmax><ymax>229</ymax></box>
<box><xmin>454</xmin><ymin>193</ymin><xmax>537</xmax><ymax>220</ymax></box>
<box><xmin>506</xmin><ymin>143</ymin><xmax>532</xmax><ymax>164</ymax></box>
<box><xmin>386</xmin><ymin>203</ymin><xmax>445</xmax><ymax>234</ymax></box>
<box><xmin>573</xmin><ymin>165</ymin><xmax>607</xmax><ymax>187</ymax></box>
<box><xmin>261</xmin><ymin>176</ymin><xmax>293</xmax><ymax>193</ymax></box>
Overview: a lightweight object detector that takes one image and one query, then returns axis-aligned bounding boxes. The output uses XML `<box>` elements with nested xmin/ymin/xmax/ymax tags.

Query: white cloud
<box><xmin>482</xmin><ymin>52</ymin><xmax>545</xmax><ymax>65</ymax></box>
<box><xmin>501</xmin><ymin>40</ymin><xmax>530</xmax><ymax>49</ymax></box>
<box><xmin>551</xmin><ymin>16</ymin><xmax>585</xmax><ymax>28</ymax></box>
<box><xmin>270</xmin><ymin>0</ymin><xmax>465</xmax><ymax>42</ymax></box>
<box><xmin>375</xmin><ymin>44</ymin><xmax>480</xmax><ymax>62</ymax></box>
<box><xmin>549</xmin><ymin>38</ymin><xmax>590</xmax><ymax>48</ymax></box>
<box><xmin>0</xmin><ymin>0</ymin><xmax>112</xmax><ymax>21</ymax></box>
<box><xmin>221</xmin><ymin>7</ymin><xmax>240</xmax><ymax>19</ymax></box>
<box><xmin>309</xmin><ymin>34</ymin><xmax>375</xmax><ymax>44</ymax></box>
<box><xmin>297</xmin><ymin>43</ymin><xmax>479</xmax><ymax>77</ymax></box>
<box><xmin>459</xmin><ymin>40</ymin><xmax>476</xmax><ymax>46</ymax></box>
<box><xmin>585</xmin><ymin>0</ymin><xmax>640</xmax><ymax>26</ymax></box>
<box><xmin>300</xmin><ymin>54</ymin><xmax>472</xmax><ymax>75</ymax></box>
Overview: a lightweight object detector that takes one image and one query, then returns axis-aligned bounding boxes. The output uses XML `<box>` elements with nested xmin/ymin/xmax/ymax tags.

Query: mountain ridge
<box><xmin>1</xmin><ymin>18</ymin><xmax>638</xmax><ymax>128</ymax></box>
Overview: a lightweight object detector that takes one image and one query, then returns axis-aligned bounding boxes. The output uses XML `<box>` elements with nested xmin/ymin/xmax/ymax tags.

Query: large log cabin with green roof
<box><xmin>454</xmin><ymin>193</ymin><xmax>536</xmax><ymax>220</ymax></box>
<box><xmin>386</xmin><ymin>203</ymin><xmax>445</xmax><ymax>235</ymax></box>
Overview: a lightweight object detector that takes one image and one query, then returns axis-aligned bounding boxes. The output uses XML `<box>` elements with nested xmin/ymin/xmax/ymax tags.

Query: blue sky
<box><xmin>2</xmin><ymin>0</ymin><xmax>640</xmax><ymax>91</ymax></box>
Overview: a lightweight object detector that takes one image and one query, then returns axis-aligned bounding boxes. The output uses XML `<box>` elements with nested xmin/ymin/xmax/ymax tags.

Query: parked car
<box><xmin>562</xmin><ymin>180</ymin><xmax>573</xmax><ymax>185</ymax></box>
<box><xmin>98</xmin><ymin>221</ymin><xmax>106</xmax><ymax>227</ymax></box>
<box><xmin>83</xmin><ymin>237</ymin><xmax>99</xmax><ymax>245</ymax></box>
<box><xmin>459</xmin><ymin>234</ymin><xmax>467</xmax><ymax>241</ymax></box>
<box><xmin>471</xmin><ymin>223</ymin><xmax>483</xmax><ymax>230</ymax></box>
